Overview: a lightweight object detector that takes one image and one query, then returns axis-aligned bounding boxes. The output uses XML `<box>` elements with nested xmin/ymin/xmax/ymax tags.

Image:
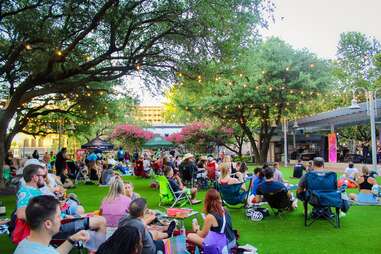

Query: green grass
<box><xmin>1</xmin><ymin>167</ymin><xmax>381</xmax><ymax>254</ymax></box>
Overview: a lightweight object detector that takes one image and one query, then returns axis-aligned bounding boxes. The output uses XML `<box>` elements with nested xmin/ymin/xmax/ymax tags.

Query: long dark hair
<box><xmin>96</xmin><ymin>226</ymin><xmax>142</xmax><ymax>254</ymax></box>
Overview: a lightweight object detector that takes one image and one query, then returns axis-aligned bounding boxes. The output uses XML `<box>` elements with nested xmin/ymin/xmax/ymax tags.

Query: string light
<box><xmin>85</xmin><ymin>55</ymin><xmax>92</xmax><ymax>61</ymax></box>
<box><xmin>309</xmin><ymin>63</ymin><xmax>315</xmax><ymax>68</ymax></box>
<box><xmin>25</xmin><ymin>44</ymin><xmax>32</xmax><ymax>50</ymax></box>
<box><xmin>55</xmin><ymin>50</ymin><xmax>63</xmax><ymax>56</ymax></box>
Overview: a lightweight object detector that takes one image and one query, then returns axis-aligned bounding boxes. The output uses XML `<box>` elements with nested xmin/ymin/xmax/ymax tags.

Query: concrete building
<box><xmin>134</xmin><ymin>105</ymin><xmax>164</xmax><ymax>124</ymax></box>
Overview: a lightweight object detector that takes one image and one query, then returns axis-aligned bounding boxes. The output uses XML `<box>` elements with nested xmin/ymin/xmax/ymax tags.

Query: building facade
<box><xmin>134</xmin><ymin>106</ymin><xmax>164</xmax><ymax>124</ymax></box>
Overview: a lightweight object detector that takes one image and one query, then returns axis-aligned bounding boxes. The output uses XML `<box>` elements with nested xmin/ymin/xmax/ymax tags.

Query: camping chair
<box><xmin>216</xmin><ymin>181</ymin><xmax>250</xmax><ymax>208</ymax></box>
<box><xmin>155</xmin><ymin>176</ymin><xmax>192</xmax><ymax>208</ymax></box>
<box><xmin>262</xmin><ymin>189</ymin><xmax>293</xmax><ymax>217</ymax></box>
<box><xmin>303</xmin><ymin>171</ymin><xmax>342</xmax><ymax>228</ymax></box>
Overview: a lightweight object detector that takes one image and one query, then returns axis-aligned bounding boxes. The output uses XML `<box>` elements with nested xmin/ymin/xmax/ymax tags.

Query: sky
<box><xmin>128</xmin><ymin>0</ymin><xmax>381</xmax><ymax>105</ymax></box>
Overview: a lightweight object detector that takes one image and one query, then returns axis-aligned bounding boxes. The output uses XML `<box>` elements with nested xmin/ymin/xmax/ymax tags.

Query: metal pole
<box><xmin>293</xmin><ymin>131</ymin><xmax>296</xmax><ymax>149</ymax></box>
<box><xmin>283</xmin><ymin>118</ymin><xmax>288</xmax><ymax>167</ymax></box>
<box><xmin>369</xmin><ymin>92</ymin><xmax>378</xmax><ymax>171</ymax></box>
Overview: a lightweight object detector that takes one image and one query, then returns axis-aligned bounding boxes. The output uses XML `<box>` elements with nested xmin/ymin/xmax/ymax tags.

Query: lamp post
<box><xmin>349</xmin><ymin>88</ymin><xmax>380</xmax><ymax>171</ymax></box>
<box><xmin>282</xmin><ymin>118</ymin><xmax>288</xmax><ymax>167</ymax></box>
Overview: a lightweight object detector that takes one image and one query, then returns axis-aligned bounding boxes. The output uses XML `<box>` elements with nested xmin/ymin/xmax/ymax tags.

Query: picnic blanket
<box><xmin>349</xmin><ymin>200</ymin><xmax>381</xmax><ymax>206</ymax></box>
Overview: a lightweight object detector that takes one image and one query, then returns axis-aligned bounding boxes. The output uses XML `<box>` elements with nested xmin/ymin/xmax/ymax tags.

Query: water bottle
<box><xmin>0</xmin><ymin>201</ymin><xmax>6</xmax><ymax>217</ymax></box>
<box><xmin>180</xmin><ymin>224</ymin><xmax>186</xmax><ymax>236</ymax></box>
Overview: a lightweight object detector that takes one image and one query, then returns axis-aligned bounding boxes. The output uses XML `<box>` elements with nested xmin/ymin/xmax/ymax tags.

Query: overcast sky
<box><xmin>130</xmin><ymin>0</ymin><xmax>381</xmax><ymax>105</ymax></box>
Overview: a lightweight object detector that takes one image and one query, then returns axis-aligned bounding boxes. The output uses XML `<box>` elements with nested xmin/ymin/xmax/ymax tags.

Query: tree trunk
<box><xmin>259</xmin><ymin>135</ymin><xmax>271</xmax><ymax>163</ymax></box>
<box><xmin>0</xmin><ymin>128</ymin><xmax>7</xmax><ymax>188</ymax></box>
<box><xmin>240</xmin><ymin>123</ymin><xmax>261</xmax><ymax>163</ymax></box>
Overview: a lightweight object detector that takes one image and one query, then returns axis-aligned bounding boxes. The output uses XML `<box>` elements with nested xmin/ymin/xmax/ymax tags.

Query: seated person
<box><xmin>239</xmin><ymin>162</ymin><xmax>249</xmax><ymax>179</ymax></box>
<box><xmin>163</xmin><ymin>166</ymin><xmax>201</xmax><ymax>204</ymax></box>
<box><xmin>14</xmin><ymin>195</ymin><xmax>89</xmax><ymax>254</ymax></box>
<box><xmin>100</xmin><ymin>176</ymin><xmax>131</xmax><ymax>228</ymax></box>
<box><xmin>124</xmin><ymin>181</ymin><xmax>140</xmax><ymax>201</ymax></box>
<box><xmin>248</xmin><ymin>167</ymin><xmax>265</xmax><ymax>204</ymax></box>
<box><xmin>187</xmin><ymin>189</ymin><xmax>236</xmax><ymax>252</ymax></box>
<box><xmin>344</xmin><ymin>162</ymin><xmax>359</xmax><ymax>180</ymax></box>
<box><xmin>118</xmin><ymin>198</ymin><xmax>176</xmax><ymax>254</ymax></box>
<box><xmin>218</xmin><ymin>163</ymin><xmax>245</xmax><ymax>190</ymax></box>
<box><xmin>292</xmin><ymin>160</ymin><xmax>305</xmax><ymax>179</ymax></box>
<box><xmin>96</xmin><ymin>225</ymin><xmax>143</xmax><ymax>254</ymax></box>
<box><xmin>134</xmin><ymin>156</ymin><xmax>147</xmax><ymax>178</ymax></box>
<box><xmin>257</xmin><ymin>167</ymin><xmax>296</xmax><ymax>210</ymax></box>
<box><xmin>206</xmin><ymin>156</ymin><xmax>218</xmax><ymax>181</ymax></box>
<box><xmin>14</xmin><ymin>164</ymin><xmax>106</xmax><ymax>244</ymax></box>
<box><xmin>272</xmin><ymin>162</ymin><xmax>285</xmax><ymax>183</ymax></box>
<box><xmin>99</xmin><ymin>160</ymin><xmax>115</xmax><ymax>185</ymax></box>
<box><xmin>349</xmin><ymin>166</ymin><xmax>379</xmax><ymax>203</ymax></box>
<box><xmin>60</xmin><ymin>168</ymin><xmax>75</xmax><ymax>189</ymax></box>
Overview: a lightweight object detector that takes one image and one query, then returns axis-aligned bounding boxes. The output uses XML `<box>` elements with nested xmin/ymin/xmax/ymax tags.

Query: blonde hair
<box><xmin>223</xmin><ymin>156</ymin><xmax>232</xmax><ymax>163</ymax></box>
<box><xmin>104</xmin><ymin>176</ymin><xmax>125</xmax><ymax>202</ymax></box>
<box><xmin>220</xmin><ymin>163</ymin><xmax>231</xmax><ymax>178</ymax></box>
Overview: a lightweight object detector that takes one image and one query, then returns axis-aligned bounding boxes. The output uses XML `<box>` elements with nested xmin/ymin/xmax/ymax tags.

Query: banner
<box><xmin>328</xmin><ymin>133</ymin><xmax>337</xmax><ymax>163</ymax></box>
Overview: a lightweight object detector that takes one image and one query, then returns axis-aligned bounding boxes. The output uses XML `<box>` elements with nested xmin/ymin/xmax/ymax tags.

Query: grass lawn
<box><xmin>1</xmin><ymin>167</ymin><xmax>381</xmax><ymax>254</ymax></box>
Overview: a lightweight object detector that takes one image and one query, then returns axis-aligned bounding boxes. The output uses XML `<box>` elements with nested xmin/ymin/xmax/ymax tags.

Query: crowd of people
<box><xmin>3</xmin><ymin>145</ymin><xmax>381</xmax><ymax>254</ymax></box>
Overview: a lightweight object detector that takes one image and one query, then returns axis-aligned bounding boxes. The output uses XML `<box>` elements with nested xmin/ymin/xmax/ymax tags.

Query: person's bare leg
<box><xmin>191</xmin><ymin>188</ymin><xmax>197</xmax><ymax>200</ymax></box>
<box><xmin>150</xmin><ymin>229</ymin><xmax>168</xmax><ymax>240</ymax></box>
<box><xmin>89</xmin><ymin>215</ymin><xmax>107</xmax><ymax>234</ymax></box>
<box><xmin>76</xmin><ymin>205</ymin><xmax>85</xmax><ymax>215</ymax></box>
<box><xmin>187</xmin><ymin>233</ymin><xmax>203</xmax><ymax>247</ymax></box>
<box><xmin>349</xmin><ymin>193</ymin><xmax>357</xmax><ymax>201</ymax></box>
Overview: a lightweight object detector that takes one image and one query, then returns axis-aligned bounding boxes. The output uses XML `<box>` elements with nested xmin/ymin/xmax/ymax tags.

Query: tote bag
<box><xmin>202</xmin><ymin>214</ymin><xmax>229</xmax><ymax>254</ymax></box>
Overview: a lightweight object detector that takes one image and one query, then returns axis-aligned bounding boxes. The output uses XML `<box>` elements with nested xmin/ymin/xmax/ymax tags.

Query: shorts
<box><xmin>53</xmin><ymin>217</ymin><xmax>90</xmax><ymax>239</ymax></box>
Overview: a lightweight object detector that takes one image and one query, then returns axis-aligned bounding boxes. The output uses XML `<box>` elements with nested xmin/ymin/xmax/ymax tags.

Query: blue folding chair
<box><xmin>303</xmin><ymin>171</ymin><xmax>342</xmax><ymax>228</ymax></box>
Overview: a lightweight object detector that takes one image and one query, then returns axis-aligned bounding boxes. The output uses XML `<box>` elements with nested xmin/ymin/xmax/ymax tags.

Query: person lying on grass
<box><xmin>163</xmin><ymin>166</ymin><xmax>201</xmax><ymax>204</ymax></box>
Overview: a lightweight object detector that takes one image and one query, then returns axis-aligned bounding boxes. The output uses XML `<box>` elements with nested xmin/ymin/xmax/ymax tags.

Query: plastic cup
<box><xmin>83</xmin><ymin>230</ymin><xmax>106</xmax><ymax>251</ymax></box>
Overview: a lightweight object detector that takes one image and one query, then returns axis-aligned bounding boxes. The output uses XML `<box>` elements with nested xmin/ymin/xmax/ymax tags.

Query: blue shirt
<box><xmin>14</xmin><ymin>239</ymin><xmax>59</xmax><ymax>254</ymax></box>
<box><xmin>251</xmin><ymin>177</ymin><xmax>265</xmax><ymax>195</ymax></box>
<box><xmin>17</xmin><ymin>185</ymin><xmax>42</xmax><ymax>209</ymax></box>
<box><xmin>257</xmin><ymin>180</ymin><xmax>287</xmax><ymax>195</ymax></box>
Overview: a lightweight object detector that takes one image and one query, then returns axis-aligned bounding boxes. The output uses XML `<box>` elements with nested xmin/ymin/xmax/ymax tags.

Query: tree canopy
<box><xmin>166</xmin><ymin>38</ymin><xmax>332</xmax><ymax>162</ymax></box>
<box><xmin>0</xmin><ymin>0</ymin><xmax>273</xmax><ymax>179</ymax></box>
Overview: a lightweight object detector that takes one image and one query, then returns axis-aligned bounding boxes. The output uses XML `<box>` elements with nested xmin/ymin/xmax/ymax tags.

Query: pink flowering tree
<box><xmin>165</xmin><ymin>132</ymin><xmax>185</xmax><ymax>144</ymax></box>
<box><xmin>111</xmin><ymin>124</ymin><xmax>154</xmax><ymax>149</ymax></box>
<box><xmin>168</xmin><ymin>122</ymin><xmax>244</xmax><ymax>155</ymax></box>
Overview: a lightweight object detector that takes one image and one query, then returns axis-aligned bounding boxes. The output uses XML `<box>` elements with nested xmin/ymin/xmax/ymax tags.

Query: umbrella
<box><xmin>81</xmin><ymin>137</ymin><xmax>114</xmax><ymax>151</ymax></box>
<box><xmin>143</xmin><ymin>135</ymin><xmax>173</xmax><ymax>148</ymax></box>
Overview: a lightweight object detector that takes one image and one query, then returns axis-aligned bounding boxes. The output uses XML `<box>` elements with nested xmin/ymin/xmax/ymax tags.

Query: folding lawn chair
<box><xmin>155</xmin><ymin>175</ymin><xmax>192</xmax><ymax>208</ymax></box>
<box><xmin>262</xmin><ymin>189</ymin><xmax>293</xmax><ymax>217</ymax></box>
<box><xmin>303</xmin><ymin>171</ymin><xmax>342</xmax><ymax>228</ymax></box>
<box><xmin>216</xmin><ymin>181</ymin><xmax>250</xmax><ymax>208</ymax></box>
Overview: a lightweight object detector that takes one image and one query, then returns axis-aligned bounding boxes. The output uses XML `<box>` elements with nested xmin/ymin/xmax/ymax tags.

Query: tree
<box><xmin>331</xmin><ymin>32</ymin><xmax>381</xmax><ymax>143</ymax></box>
<box><xmin>167</xmin><ymin>38</ymin><xmax>332</xmax><ymax>162</ymax></box>
<box><xmin>0</xmin><ymin>0</ymin><xmax>272</xmax><ymax>180</ymax></box>
<box><xmin>111</xmin><ymin>124</ymin><xmax>154</xmax><ymax>150</ymax></box>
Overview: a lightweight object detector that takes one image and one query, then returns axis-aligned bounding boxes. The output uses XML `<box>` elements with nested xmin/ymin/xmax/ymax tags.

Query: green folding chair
<box><xmin>155</xmin><ymin>175</ymin><xmax>192</xmax><ymax>208</ymax></box>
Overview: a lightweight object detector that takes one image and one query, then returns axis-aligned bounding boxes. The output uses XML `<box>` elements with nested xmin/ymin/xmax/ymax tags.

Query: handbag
<box><xmin>12</xmin><ymin>218</ymin><xmax>30</xmax><ymax>244</ymax></box>
<box><xmin>202</xmin><ymin>214</ymin><xmax>229</xmax><ymax>254</ymax></box>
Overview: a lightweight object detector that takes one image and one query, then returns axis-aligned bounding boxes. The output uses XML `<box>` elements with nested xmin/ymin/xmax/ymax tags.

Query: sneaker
<box><xmin>191</xmin><ymin>200</ymin><xmax>201</xmax><ymax>205</ymax></box>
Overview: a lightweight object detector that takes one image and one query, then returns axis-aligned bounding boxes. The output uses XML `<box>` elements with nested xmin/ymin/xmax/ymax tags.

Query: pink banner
<box><xmin>328</xmin><ymin>133</ymin><xmax>337</xmax><ymax>163</ymax></box>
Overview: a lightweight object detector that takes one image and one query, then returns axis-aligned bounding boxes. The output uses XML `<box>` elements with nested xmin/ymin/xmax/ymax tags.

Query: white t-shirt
<box><xmin>344</xmin><ymin>167</ymin><xmax>359</xmax><ymax>179</ymax></box>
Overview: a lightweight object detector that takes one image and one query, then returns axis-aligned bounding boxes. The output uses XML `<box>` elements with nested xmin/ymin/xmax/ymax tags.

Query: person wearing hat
<box><xmin>179</xmin><ymin>153</ymin><xmax>198</xmax><ymax>186</ymax></box>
